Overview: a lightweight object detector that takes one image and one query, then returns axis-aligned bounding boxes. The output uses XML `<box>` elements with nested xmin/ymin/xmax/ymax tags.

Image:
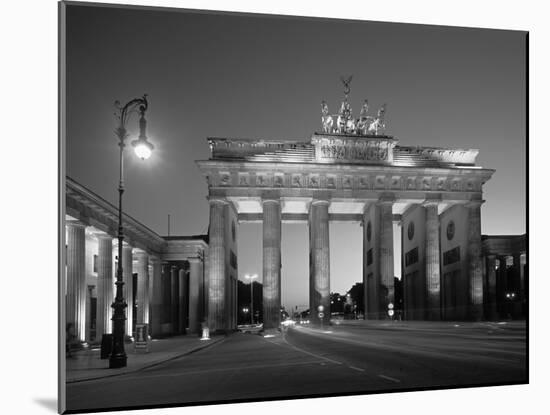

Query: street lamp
<box><xmin>245</xmin><ymin>274</ymin><xmax>258</xmax><ymax>325</ymax></box>
<box><xmin>110</xmin><ymin>94</ymin><xmax>154</xmax><ymax>369</ymax></box>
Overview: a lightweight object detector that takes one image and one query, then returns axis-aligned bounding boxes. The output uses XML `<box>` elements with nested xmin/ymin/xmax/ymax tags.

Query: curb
<box><xmin>66</xmin><ymin>336</ymin><xmax>226</xmax><ymax>384</ymax></box>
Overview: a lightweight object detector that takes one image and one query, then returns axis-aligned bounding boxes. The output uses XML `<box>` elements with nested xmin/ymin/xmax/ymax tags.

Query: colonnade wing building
<box><xmin>196</xmin><ymin>132</ymin><xmax>498</xmax><ymax>332</ymax></box>
<box><xmin>65</xmin><ymin>177</ymin><xmax>208</xmax><ymax>344</ymax></box>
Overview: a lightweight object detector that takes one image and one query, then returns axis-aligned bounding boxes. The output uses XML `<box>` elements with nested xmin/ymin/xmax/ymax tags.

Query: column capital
<box><xmin>121</xmin><ymin>243</ymin><xmax>133</xmax><ymax>252</ymax></box>
<box><xmin>422</xmin><ymin>194</ymin><xmax>442</xmax><ymax>207</ymax></box>
<box><xmin>377</xmin><ymin>192</ymin><xmax>395</xmax><ymax>205</ymax></box>
<box><xmin>187</xmin><ymin>257</ymin><xmax>202</xmax><ymax>264</ymax></box>
<box><xmin>133</xmin><ymin>249</ymin><xmax>149</xmax><ymax>258</ymax></box>
<box><xmin>262</xmin><ymin>198</ymin><xmax>281</xmax><ymax>205</ymax></box>
<box><xmin>465</xmin><ymin>199</ymin><xmax>485</xmax><ymax>208</ymax></box>
<box><xmin>149</xmin><ymin>255</ymin><xmax>162</xmax><ymax>264</ymax></box>
<box><xmin>261</xmin><ymin>190</ymin><xmax>281</xmax><ymax>202</ymax></box>
<box><xmin>66</xmin><ymin>219</ymin><xmax>87</xmax><ymax>229</ymax></box>
<box><xmin>113</xmin><ymin>240</ymin><xmax>133</xmax><ymax>248</ymax></box>
<box><xmin>207</xmin><ymin>196</ymin><xmax>228</xmax><ymax>205</ymax></box>
<box><xmin>311</xmin><ymin>198</ymin><xmax>330</xmax><ymax>206</ymax></box>
<box><xmin>95</xmin><ymin>232</ymin><xmax>113</xmax><ymax>241</ymax></box>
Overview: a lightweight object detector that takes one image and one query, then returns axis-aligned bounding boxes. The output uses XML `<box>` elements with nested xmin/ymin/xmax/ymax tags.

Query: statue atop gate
<box><xmin>321</xmin><ymin>76</ymin><xmax>388</xmax><ymax>136</ymax></box>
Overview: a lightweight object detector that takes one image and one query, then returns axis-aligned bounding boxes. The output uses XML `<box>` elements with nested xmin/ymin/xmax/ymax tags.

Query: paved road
<box><xmin>66</xmin><ymin>321</ymin><xmax>526</xmax><ymax>412</ymax></box>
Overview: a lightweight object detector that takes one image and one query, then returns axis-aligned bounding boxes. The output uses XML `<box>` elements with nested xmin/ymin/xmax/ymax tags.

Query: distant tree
<box><xmin>237</xmin><ymin>280</ymin><xmax>263</xmax><ymax>324</ymax></box>
<box><xmin>330</xmin><ymin>292</ymin><xmax>346</xmax><ymax>314</ymax></box>
<box><xmin>280</xmin><ymin>307</ymin><xmax>289</xmax><ymax>321</ymax></box>
<box><xmin>347</xmin><ymin>282</ymin><xmax>364</xmax><ymax>314</ymax></box>
<box><xmin>394</xmin><ymin>277</ymin><xmax>403</xmax><ymax>311</ymax></box>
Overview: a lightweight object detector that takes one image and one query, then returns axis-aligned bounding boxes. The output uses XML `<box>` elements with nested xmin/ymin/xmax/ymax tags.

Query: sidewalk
<box><xmin>65</xmin><ymin>334</ymin><xmax>225</xmax><ymax>383</ymax></box>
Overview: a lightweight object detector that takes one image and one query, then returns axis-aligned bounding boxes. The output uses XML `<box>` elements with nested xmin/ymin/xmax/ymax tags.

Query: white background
<box><xmin>0</xmin><ymin>0</ymin><xmax>544</xmax><ymax>414</ymax></box>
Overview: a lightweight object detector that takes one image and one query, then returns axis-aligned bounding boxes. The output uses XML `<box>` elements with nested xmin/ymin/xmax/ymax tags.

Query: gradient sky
<box><xmin>65</xmin><ymin>3</ymin><xmax>526</xmax><ymax>311</ymax></box>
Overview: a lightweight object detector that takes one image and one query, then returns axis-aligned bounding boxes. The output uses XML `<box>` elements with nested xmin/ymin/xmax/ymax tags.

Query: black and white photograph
<box><xmin>8</xmin><ymin>0</ymin><xmax>550</xmax><ymax>414</ymax></box>
<box><xmin>56</xmin><ymin>1</ymin><xmax>531</xmax><ymax>413</ymax></box>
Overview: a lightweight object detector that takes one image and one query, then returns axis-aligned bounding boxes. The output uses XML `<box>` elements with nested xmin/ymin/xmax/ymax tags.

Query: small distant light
<box><xmin>263</xmin><ymin>334</ymin><xmax>275</xmax><ymax>338</ymax></box>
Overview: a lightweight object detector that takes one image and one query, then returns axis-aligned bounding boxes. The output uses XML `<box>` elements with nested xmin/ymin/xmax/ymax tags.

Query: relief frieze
<box><xmin>292</xmin><ymin>175</ymin><xmax>303</xmax><ymax>187</ymax></box>
<box><xmin>375</xmin><ymin>176</ymin><xmax>386</xmax><ymax>189</ymax></box>
<box><xmin>313</xmin><ymin>137</ymin><xmax>396</xmax><ymax>164</ymax></box>
<box><xmin>342</xmin><ymin>176</ymin><xmax>352</xmax><ymax>189</ymax></box>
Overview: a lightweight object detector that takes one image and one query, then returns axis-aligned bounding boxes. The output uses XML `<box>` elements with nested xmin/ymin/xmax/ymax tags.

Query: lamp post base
<box><xmin>109</xmin><ymin>354</ymin><xmax>127</xmax><ymax>369</ymax></box>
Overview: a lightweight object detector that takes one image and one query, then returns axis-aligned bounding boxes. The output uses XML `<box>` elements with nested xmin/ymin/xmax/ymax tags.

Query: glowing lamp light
<box><xmin>132</xmin><ymin>137</ymin><xmax>154</xmax><ymax>160</ymax></box>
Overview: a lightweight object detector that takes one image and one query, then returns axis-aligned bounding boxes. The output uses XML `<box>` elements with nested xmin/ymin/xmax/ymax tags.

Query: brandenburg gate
<box><xmin>197</xmin><ymin>80</ymin><xmax>494</xmax><ymax>333</ymax></box>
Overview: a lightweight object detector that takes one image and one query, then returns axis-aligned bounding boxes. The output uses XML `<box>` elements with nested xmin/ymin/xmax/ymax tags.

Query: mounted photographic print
<box><xmin>59</xmin><ymin>1</ymin><xmax>527</xmax><ymax>413</ymax></box>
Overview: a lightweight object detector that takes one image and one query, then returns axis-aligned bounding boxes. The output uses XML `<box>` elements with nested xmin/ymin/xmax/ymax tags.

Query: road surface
<box><xmin>66</xmin><ymin>321</ymin><xmax>526</xmax><ymax>412</ymax></box>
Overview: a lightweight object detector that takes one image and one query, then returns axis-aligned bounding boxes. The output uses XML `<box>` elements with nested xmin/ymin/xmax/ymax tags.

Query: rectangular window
<box><xmin>93</xmin><ymin>254</ymin><xmax>98</xmax><ymax>273</ymax></box>
<box><xmin>405</xmin><ymin>247</ymin><xmax>419</xmax><ymax>267</ymax></box>
<box><xmin>443</xmin><ymin>246</ymin><xmax>461</xmax><ymax>266</ymax></box>
<box><xmin>367</xmin><ymin>248</ymin><xmax>373</xmax><ymax>266</ymax></box>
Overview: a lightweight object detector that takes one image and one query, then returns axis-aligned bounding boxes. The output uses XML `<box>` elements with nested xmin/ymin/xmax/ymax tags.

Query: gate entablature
<box><xmin>197</xmin><ymin>150</ymin><xmax>494</xmax><ymax>218</ymax></box>
<box><xmin>207</xmin><ymin>134</ymin><xmax>480</xmax><ymax>168</ymax></box>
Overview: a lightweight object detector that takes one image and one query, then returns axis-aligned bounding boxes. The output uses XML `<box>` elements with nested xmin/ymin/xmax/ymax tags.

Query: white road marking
<box><xmin>124</xmin><ymin>360</ymin><xmax>323</xmax><ymax>381</ymax></box>
<box><xmin>348</xmin><ymin>366</ymin><xmax>365</xmax><ymax>372</ymax></box>
<box><xmin>378</xmin><ymin>374</ymin><xmax>401</xmax><ymax>383</ymax></box>
<box><xmin>280</xmin><ymin>334</ymin><xmax>343</xmax><ymax>365</ymax></box>
<box><xmin>286</xmin><ymin>343</ymin><xmax>343</xmax><ymax>366</ymax></box>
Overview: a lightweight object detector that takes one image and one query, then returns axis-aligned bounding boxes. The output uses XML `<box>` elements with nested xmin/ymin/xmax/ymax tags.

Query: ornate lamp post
<box><xmin>245</xmin><ymin>274</ymin><xmax>258</xmax><ymax>325</ymax></box>
<box><xmin>110</xmin><ymin>94</ymin><xmax>154</xmax><ymax>369</ymax></box>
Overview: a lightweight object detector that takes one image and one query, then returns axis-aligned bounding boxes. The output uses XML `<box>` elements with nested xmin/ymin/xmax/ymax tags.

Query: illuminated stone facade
<box><xmin>481</xmin><ymin>234</ymin><xmax>527</xmax><ymax>320</ymax></box>
<box><xmin>64</xmin><ymin>177</ymin><xmax>208</xmax><ymax>344</ymax></box>
<box><xmin>197</xmin><ymin>132</ymin><xmax>496</xmax><ymax>325</ymax></box>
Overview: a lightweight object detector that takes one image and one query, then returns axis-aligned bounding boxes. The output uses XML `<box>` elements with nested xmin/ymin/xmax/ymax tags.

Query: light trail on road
<box><xmin>66</xmin><ymin>322</ymin><xmax>527</xmax><ymax>413</ymax></box>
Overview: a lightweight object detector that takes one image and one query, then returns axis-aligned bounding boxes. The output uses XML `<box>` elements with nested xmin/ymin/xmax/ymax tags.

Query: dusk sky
<box><xmin>65</xmin><ymin>3</ymin><xmax>526</xmax><ymax>311</ymax></box>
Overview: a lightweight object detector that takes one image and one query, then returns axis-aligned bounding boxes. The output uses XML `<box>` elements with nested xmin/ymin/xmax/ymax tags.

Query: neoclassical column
<box><xmin>121</xmin><ymin>244</ymin><xmax>134</xmax><ymax>337</ymax></box>
<box><xmin>85</xmin><ymin>285</ymin><xmax>94</xmax><ymax>342</ymax></box>
<box><xmin>466</xmin><ymin>200</ymin><xmax>484</xmax><ymax>320</ymax></box>
<box><xmin>171</xmin><ymin>265</ymin><xmax>179</xmax><ymax>335</ymax></box>
<box><xmin>149</xmin><ymin>257</ymin><xmax>163</xmax><ymax>338</ymax></box>
<box><xmin>134</xmin><ymin>250</ymin><xmax>149</xmax><ymax>326</ymax></box>
<box><xmin>262</xmin><ymin>198</ymin><xmax>282</xmax><ymax>331</ymax></box>
<box><xmin>178</xmin><ymin>268</ymin><xmax>188</xmax><ymax>334</ymax></box>
<box><xmin>362</xmin><ymin>203</ymin><xmax>379</xmax><ymax>319</ymax></box>
<box><xmin>207</xmin><ymin>197</ymin><xmax>228</xmax><ymax>332</ymax></box>
<box><xmin>486</xmin><ymin>254</ymin><xmax>498</xmax><ymax>320</ymax></box>
<box><xmin>66</xmin><ymin>220</ymin><xmax>87</xmax><ymax>342</ymax></box>
<box><xmin>188</xmin><ymin>257</ymin><xmax>203</xmax><ymax>334</ymax></box>
<box><xmin>496</xmin><ymin>255</ymin><xmax>507</xmax><ymax>318</ymax></box>
<box><xmin>513</xmin><ymin>253</ymin><xmax>525</xmax><ymax>301</ymax></box>
<box><xmin>423</xmin><ymin>199</ymin><xmax>441</xmax><ymax>320</ymax></box>
<box><xmin>378</xmin><ymin>196</ymin><xmax>395</xmax><ymax>317</ymax></box>
<box><xmin>309</xmin><ymin>199</ymin><xmax>330</xmax><ymax>326</ymax></box>
<box><xmin>96</xmin><ymin>235</ymin><xmax>113</xmax><ymax>339</ymax></box>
